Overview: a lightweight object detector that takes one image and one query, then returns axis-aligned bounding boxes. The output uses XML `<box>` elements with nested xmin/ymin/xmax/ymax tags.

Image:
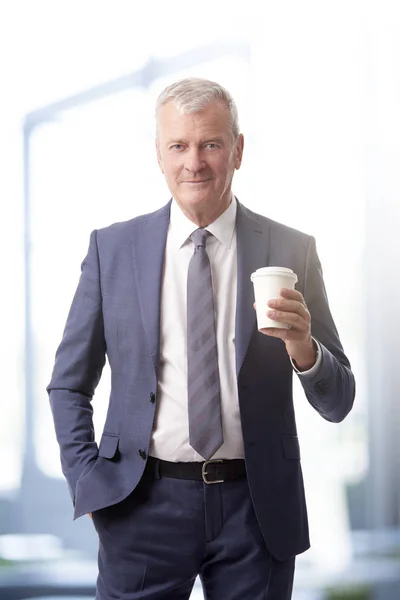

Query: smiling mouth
<box><xmin>184</xmin><ymin>179</ymin><xmax>211</xmax><ymax>184</ymax></box>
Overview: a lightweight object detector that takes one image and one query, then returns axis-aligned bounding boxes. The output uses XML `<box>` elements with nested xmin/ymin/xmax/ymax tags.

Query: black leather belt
<box><xmin>145</xmin><ymin>456</ymin><xmax>246</xmax><ymax>484</ymax></box>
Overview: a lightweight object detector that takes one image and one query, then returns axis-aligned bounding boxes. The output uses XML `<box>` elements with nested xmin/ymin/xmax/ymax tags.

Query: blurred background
<box><xmin>0</xmin><ymin>1</ymin><xmax>399</xmax><ymax>599</ymax></box>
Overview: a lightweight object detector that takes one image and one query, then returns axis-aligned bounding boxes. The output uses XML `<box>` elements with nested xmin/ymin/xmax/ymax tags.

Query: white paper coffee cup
<box><xmin>250</xmin><ymin>267</ymin><xmax>298</xmax><ymax>330</ymax></box>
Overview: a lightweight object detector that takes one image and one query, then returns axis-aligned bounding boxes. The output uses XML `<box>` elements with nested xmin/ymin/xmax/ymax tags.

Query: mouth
<box><xmin>183</xmin><ymin>179</ymin><xmax>211</xmax><ymax>184</ymax></box>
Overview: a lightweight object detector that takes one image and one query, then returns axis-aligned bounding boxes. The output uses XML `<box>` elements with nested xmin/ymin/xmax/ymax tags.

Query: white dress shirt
<box><xmin>149</xmin><ymin>197</ymin><xmax>321</xmax><ymax>462</ymax></box>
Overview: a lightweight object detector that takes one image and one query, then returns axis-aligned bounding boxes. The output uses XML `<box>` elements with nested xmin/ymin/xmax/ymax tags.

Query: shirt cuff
<box><xmin>290</xmin><ymin>338</ymin><xmax>322</xmax><ymax>377</ymax></box>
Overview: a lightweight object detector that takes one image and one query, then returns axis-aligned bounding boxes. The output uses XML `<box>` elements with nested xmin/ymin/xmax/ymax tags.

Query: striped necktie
<box><xmin>187</xmin><ymin>228</ymin><xmax>223</xmax><ymax>460</ymax></box>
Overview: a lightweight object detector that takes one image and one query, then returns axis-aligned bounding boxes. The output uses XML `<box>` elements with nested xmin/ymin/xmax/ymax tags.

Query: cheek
<box><xmin>215</xmin><ymin>154</ymin><xmax>235</xmax><ymax>178</ymax></box>
<box><xmin>216</xmin><ymin>163</ymin><xmax>234</xmax><ymax>183</ymax></box>
<box><xmin>170</xmin><ymin>165</ymin><xmax>182</xmax><ymax>182</ymax></box>
<box><xmin>162</xmin><ymin>159</ymin><xmax>179</xmax><ymax>179</ymax></box>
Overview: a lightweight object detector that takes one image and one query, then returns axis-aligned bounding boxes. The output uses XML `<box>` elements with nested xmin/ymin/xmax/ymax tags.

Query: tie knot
<box><xmin>191</xmin><ymin>228</ymin><xmax>210</xmax><ymax>249</ymax></box>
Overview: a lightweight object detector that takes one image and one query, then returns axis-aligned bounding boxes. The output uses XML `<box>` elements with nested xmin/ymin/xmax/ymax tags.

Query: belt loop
<box><xmin>154</xmin><ymin>458</ymin><xmax>161</xmax><ymax>480</ymax></box>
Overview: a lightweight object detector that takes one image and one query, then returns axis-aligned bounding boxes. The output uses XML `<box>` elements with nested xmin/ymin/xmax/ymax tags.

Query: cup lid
<box><xmin>250</xmin><ymin>266</ymin><xmax>298</xmax><ymax>282</ymax></box>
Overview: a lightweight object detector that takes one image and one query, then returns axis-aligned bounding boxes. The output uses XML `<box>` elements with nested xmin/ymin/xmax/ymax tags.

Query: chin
<box><xmin>182</xmin><ymin>191</ymin><xmax>214</xmax><ymax>207</ymax></box>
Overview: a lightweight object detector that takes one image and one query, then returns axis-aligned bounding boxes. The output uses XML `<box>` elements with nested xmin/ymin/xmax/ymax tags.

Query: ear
<box><xmin>234</xmin><ymin>134</ymin><xmax>244</xmax><ymax>170</ymax></box>
<box><xmin>155</xmin><ymin>138</ymin><xmax>164</xmax><ymax>174</ymax></box>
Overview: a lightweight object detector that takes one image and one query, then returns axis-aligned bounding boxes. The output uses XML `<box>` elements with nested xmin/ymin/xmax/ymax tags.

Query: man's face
<box><xmin>156</xmin><ymin>101</ymin><xmax>244</xmax><ymax>222</ymax></box>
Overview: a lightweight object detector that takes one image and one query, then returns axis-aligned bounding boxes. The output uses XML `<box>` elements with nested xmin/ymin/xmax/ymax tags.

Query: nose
<box><xmin>184</xmin><ymin>148</ymin><xmax>205</xmax><ymax>174</ymax></box>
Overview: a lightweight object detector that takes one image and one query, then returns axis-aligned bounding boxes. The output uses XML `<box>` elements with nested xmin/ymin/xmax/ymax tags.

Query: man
<box><xmin>48</xmin><ymin>77</ymin><xmax>355</xmax><ymax>599</ymax></box>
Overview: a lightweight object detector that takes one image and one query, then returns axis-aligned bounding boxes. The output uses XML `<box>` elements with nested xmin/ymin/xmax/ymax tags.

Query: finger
<box><xmin>267</xmin><ymin>309</ymin><xmax>309</xmax><ymax>331</ymax></box>
<box><xmin>259</xmin><ymin>327</ymin><xmax>289</xmax><ymax>340</ymax></box>
<box><xmin>260</xmin><ymin>325</ymin><xmax>308</xmax><ymax>345</ymax></box>
<box><xmin>259</xmin><ymin>326</ymin><xmax>306</xmax><ymax>342</ymax></box>
<box><xmin>267</xmin><ymin>298</ymin><xmax>310</xmax><ymax>321</ymax></box>
<box><xmin>280</xmin><ymin>288</ymin><xmax>306</xmax><ymax>305</ymax></box>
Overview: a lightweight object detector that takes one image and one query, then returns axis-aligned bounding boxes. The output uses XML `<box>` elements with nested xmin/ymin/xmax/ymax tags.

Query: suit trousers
<box><xmin>92</xmin><ymin>468</ymin><xmax>295</xmax><ymax>599</ymax></box>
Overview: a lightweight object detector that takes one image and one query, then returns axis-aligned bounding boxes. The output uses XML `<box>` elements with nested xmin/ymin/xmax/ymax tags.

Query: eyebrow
<box><xmin>166</xmin><ymin>137</ymin><xmax>225</xmax><ymax>145</ymax></box>
<box><xmin>203</xmin><ymin>138</ymin><xmax>224</xmax><ymax>145</ymax></box>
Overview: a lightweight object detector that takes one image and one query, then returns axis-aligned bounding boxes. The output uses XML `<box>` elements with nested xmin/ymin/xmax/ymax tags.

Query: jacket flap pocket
<box><xmin>282</xmin><ymin>435</ymin><xmax>300</xmax><ymax>460</ymax></box>
<box><xmin>98</xmin><ymin>433</ymin><xmax>119</xmax><ymax>459</ymax></box>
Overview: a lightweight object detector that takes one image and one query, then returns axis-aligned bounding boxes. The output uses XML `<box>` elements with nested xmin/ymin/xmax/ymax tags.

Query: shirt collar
<box><xmin>170</xmin><ymin>194</ymin><xmax>237</xmax><ymax>250</ymax></box>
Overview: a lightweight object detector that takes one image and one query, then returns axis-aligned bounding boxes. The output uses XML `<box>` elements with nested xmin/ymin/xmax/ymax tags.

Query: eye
<box><xmin>170</xmin><ymin>144</ymin><xmax>184</xmax><ymax>151</ymax></box>
<box><xmin>205</xmin><ymin>143</ymin><xmax>218</xmax><ymax>149</ymax></box>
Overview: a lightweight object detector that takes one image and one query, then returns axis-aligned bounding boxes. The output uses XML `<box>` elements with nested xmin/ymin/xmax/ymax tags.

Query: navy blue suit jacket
<box><xmin>48</xmin><ymin>200</ymin><xmax>355</xmax><ymax>560</ymax></box>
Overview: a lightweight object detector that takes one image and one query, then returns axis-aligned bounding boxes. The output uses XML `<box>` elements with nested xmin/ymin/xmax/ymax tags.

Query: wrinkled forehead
<box><xmin>157</xmin><ymin>100</ymin><xmax>232</xmax><ymax>142</ymax></box>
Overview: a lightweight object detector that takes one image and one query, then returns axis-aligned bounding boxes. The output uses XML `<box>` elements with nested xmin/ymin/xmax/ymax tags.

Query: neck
<box><xmin>178</xmin><ymin>194</ymin><xmax>233</xmax><ymax>228</ymax></box>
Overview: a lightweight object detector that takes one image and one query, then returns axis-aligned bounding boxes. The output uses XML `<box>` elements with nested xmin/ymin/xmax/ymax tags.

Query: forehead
<box><xmin>157</xmin><ymin>100</ymin><xmax>231</xmax><ymax>141</ymax></box>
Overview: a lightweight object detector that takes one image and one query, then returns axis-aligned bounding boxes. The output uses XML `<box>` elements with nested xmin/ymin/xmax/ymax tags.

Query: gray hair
<box><xmin>155</xmin><ymin>77</ymin><xmax>240</xmax><ymax>139</ymax></box>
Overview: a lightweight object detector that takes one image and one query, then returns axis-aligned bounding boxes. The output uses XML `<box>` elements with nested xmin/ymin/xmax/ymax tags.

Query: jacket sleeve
<box><xmin>47</xmin><ymin>230</ymin><xmax>106</xmax><ymax>502</ymax></box>
<box><xmin>298</xmin><ymin>235</ymin><xmax>356</xmax><ymax>422</ymax></box>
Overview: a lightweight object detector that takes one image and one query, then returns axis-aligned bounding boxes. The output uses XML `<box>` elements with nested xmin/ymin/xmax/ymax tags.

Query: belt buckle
<box><xmin>202</xmin><ymin>459</ymin><xmax>224</xmax><ymax>484</ymax></box>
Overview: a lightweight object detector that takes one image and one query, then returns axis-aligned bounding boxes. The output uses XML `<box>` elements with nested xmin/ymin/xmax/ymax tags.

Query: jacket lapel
<box><xmin>235</xmin><ymin>201</ymin><xmax>270</xmax><ymax>376</ymax></box>
<box><xmin>131</xmin><ymin>201</ymin><xmax>171</xmax><ymax>376</ymax></box>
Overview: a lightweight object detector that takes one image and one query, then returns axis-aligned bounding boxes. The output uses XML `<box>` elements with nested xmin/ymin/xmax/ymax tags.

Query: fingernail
<box><xmin>268</xmin><ymin>310</ymin><xmax>276</xmax><ymax>318</ymax></box>
<box><xmin>268</xmin><ymin>299</ymin><xmax>275</xmax><ymax>307</ymax></box>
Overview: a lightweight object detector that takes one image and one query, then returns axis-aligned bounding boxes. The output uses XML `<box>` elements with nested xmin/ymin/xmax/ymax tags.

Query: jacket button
<box><xmin>150</xmin><ymin>392</ymin><xmax>156</xmax><ymax>403</ymax></box>
<box><xmin>139</xmin><ymin>449</ymin><xmax>147</xmax><ymax>460</ymax></box>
